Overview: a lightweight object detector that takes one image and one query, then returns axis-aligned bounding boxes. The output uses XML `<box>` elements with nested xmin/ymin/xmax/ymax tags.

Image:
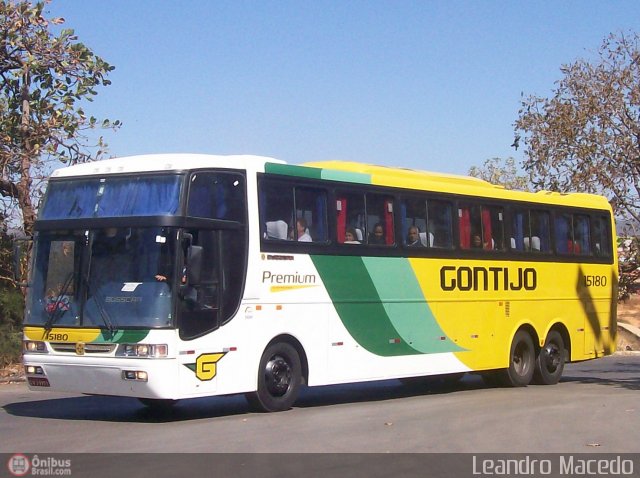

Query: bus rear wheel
<box><xmin>501</xmin><ymin>330</ymin><xmax>535</xmax><ymax>387</ymax></box>
<box><xmin>533</xmin><ymin>330</ymin><xmax>565</xmax><ymax>385</ymax></box>
<box><xmin>246</xmin><ymin>342</ymin><xmax>302</xmax><ymax>413</ymax></box>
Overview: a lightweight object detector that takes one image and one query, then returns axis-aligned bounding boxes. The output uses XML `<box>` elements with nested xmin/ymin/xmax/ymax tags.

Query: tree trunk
<box><xmin>18</xmin><ymin>66</ymin><xmax>36</xmax><ymax>237</ymax></box>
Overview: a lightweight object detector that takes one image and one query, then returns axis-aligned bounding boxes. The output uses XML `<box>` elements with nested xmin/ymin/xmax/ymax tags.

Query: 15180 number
<box><xmin>583</xmin><ymin>275</ymin><xmax>607</xmax><ymax>287</ymax></box>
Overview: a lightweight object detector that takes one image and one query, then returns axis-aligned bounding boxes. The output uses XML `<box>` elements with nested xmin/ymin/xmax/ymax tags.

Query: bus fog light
<box><xmin>122</xmin><ymin>370</ymin><xmax>148</xmax><ymax>382</ymax></box>
<box><xmin>25</xmin><ymin>365</ymin><xmax>44</xmax><ymax>375</ymax></box>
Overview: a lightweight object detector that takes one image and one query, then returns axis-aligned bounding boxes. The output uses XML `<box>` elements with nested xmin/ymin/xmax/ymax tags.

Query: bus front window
<box><xmin>25</xmin><ymin>227</ymin><xmax>177</xmax><ymax>329</ymax></box>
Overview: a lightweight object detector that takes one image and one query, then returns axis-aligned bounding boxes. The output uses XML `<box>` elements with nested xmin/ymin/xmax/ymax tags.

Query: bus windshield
<box><xmin>25</xmin><ymin>227</ymin><xmax>177</xmax><ymax>328</ymax></box>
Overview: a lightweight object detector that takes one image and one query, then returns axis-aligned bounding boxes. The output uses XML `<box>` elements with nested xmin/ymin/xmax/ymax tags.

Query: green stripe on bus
<box><xmin>264</xmin><ymin>163</ymin><xmax>323</xmax><ymax>179</ymax></box>
<box><xmin>320</xmin><ymin>169</ymin><xmax>372</xmax><ymax>184</ymax></box>
<box><xmin>98</xmin><ymin>329</ymin><xmax>150</xmax><ymax>343</ymax></box>
<box><xmin>361</xmin><ymin>257</ymin><xmax>464</xmax><ymax>353</ymax></box>
<box><xmin>311</xmin><ymin>255</ymin><xmax>421</xmax><ymax>356</ymax></box>
<box><xmin>265</xmin><ymin>162</ymin><xmax>371</xmax><ymax>184</ymax></box>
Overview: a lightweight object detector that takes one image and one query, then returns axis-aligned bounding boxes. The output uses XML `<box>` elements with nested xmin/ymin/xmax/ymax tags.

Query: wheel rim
<box><xmin>264</xmin><ymin>354</ymin><xmax>292</xmax><ymax>397</ymax></box>
<box><xmin>542</xmin><ymin>342</ymin><xmax>561</xmax><ymax>373</ymax></box>
<box><xmin>513</xmin><ymin>341</ymin><xmax>532</xmax><ymax>376</ymax></box>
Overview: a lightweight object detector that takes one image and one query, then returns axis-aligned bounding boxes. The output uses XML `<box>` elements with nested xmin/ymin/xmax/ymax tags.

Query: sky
<box><xmin>44</xmin><ymin>0</ymin><xmax>640</xmax><ymax>176</ymax></box>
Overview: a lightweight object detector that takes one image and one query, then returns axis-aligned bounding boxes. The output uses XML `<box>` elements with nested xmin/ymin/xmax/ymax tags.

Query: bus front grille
<box><xmin>50</xmin><ymin>343</ymin><xmax>117</xmax><ymax>354</ymax></box>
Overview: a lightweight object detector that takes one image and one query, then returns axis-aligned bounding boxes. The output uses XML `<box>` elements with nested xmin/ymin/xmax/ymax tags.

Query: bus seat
<box><xmin>355</xmin><ymin>228</ymin><xmax>363</xmax><ymax>241</ymax></box>
<box><xmin>266</xmin><ymin>220</ymin><xmax>288</xmax><ymax>240</ymax></box>
<box><xmin>419</xmin><ymin>232</ymin><xmax>433</xmax><ymax>246</ymax></box>
<box><xmin>531</xmin><ymin>236</ymin><xmax>541</xmax><ymax>251</ymax></box>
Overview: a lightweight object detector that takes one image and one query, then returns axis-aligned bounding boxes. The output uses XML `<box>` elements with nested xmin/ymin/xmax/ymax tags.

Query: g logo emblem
<box><xmin>195</xmin><ymin>353</ymin><xmax>225</xmax><ymax>381</ymax></box>
<box><xmin>75</xmin><ymin>342</ymin><xmax>85</xmax><ymax>355</ymax></box>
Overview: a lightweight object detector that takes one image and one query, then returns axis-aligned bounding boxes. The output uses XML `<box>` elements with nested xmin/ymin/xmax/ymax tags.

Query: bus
<box><xmin>19</xmin><ymin>154</ymin><xmax>617</xmax><ymax>412</ymax></box>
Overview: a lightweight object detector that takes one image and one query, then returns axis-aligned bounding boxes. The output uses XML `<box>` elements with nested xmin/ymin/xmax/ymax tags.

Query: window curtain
<box><xmin>459</xmin><ymin>208</ymin><xmax>471</xmax><ymax>249</ymax></box>
<box><xmin>42</xmin><ymin>176</ymin><xmax>181</xmax><ymax>219</ymax></box>
<box><xmin>336</xmin><ymin>198</ymin><xmax>347</xmax><ymax>243</ymax></box>
<box><xmin>481</xmin><ymin>208</ymin><xmax>493</xmax><ymax>250</ymax></box>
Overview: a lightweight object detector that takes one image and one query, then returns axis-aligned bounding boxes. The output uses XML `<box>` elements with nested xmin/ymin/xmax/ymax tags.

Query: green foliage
<box><xmin>0</xmin><ymin>0</ymin><xmax>119</xmax><ymax>234</ymax></box>
<box><xmin>0</xmin><ymin>223</ymin><xmax>23</xmax><ymax>367</ymax></box>
<box><xmin>515</xmin><ymin>31</ymin><xmax>640</xmax><ymax>225</ymax></box>
<box><xmin>617</xmin><ymin>237</ymin><xmax>640</xmax><ymax>302</ymax></box>
<box><xmin>468</xmin><ymin>157</ymin><xmax>531</xmax><ymax>191</ymax></box>
<box><xmin>0</xmin><ymin>284</ymin><xmax>23</xmax><ymax>367</ymax></box>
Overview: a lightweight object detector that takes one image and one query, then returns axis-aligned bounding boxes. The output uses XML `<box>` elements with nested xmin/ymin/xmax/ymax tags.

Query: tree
<box><xmin>514</xmin><ymin>32</ymin><xmax>640</xmax><ymax>223</ymax></box>
<box><xmin>468</xmin><ymin>157</ymin><xmax>531</xmax><ymax>191</ymax></box>
<box><xmin>0</xmin><ymin>0</ymin><xmax>119</xmax><ymax>237</ymax></box>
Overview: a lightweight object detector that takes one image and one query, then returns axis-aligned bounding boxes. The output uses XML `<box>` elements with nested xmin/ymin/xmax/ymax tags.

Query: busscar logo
<box><xmin>7</xmin><ymin>454</ymin><xmax>30</xmax><ymax>476</ymax></box>
<box><xmin>75</xmin><ymin>342</ymin><xmax>85</xmax><ymax>355</ymax></box>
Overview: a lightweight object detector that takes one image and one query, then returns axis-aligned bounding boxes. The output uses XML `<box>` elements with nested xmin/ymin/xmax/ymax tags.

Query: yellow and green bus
<box><xmin>20</xmin><ymin>154</ymin><xmax>617</xmax><ymax>412</ymax></box>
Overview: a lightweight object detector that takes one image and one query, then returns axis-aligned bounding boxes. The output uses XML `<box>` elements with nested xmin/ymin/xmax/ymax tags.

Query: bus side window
<box><xmin>295</xmin><ymin>187</ymin><xmax>327</xmax><ymax>243</ymax></box>
<box><xmin>427</xmin><ymin>199</ymin><xmax>453</xmax><ymax>248</ymax></box>
<box><xmin>259</xmin><ymin>179</ymin><xmax>294</xmax><ymax>241</ymax></box>
<box><xmin>530</xmin><ymin>210</ymin><xmax>551</xmax><ymax>252</ymax></box>
<box><xmin>574</xmin><ymin>214</ymin><xmax>591</xmax><ymax>256</ymax></box>
<box><xmin>554</xmin><ymin>214</ymin><xmax>572</xmax><ymax>254</ymax></box>
<box><xmin>336</xmin><ymin>191</ymin><xmax>365</xmax><ymax>245</ymax></box>
<box><xmin>594</xmin><ymin>216</ymin><xmax>611</xmax><ymax>257</ymax></box>
<box><xmin>366</xmin><ymin>194</ymin><xmax>394</xmax><ymax>246</ymax></box>
<box><xmin>401</xmin><ymin>197</ymin><xmax>426</xmax><ymax>248</ymax></box>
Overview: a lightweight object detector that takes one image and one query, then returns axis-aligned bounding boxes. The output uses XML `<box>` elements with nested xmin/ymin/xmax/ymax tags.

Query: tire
<box><xmin>533</xmin><ymin>330</ymin><xmax>565</xmax><ymax>385</ymax></box>
<box><xmin>501</xmin><ymin>329</ymin><xmax>535</xmax><ymax>387</ymax></box>
<box><xmin>246</xmin><ymin>342</ymin><xmax>302</xmax><ymax>412</ymax></box>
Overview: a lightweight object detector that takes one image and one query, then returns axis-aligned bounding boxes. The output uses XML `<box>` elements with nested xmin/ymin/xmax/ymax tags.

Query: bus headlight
<box><xmin>23</xmin><ymin>341</ymin><xmax>47</xmax><ymax>353</ymax></box>
<box><xmin>116</xmin><ymin>344</ymin><xmax>168</xmax><ymax>358</ymax></box>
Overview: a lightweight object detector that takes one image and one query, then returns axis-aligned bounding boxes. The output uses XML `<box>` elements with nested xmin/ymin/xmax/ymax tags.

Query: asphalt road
<box><xmin>1</xmin><ymin>354</ymin><xmax>638</xmax><ymax>456</ymax></box>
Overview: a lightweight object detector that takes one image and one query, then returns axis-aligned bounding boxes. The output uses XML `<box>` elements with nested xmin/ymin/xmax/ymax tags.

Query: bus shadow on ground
<box><xmin>5</xmin><ymin>362</ymin><xmax>638</xmax><ymax>422</ymax></box>
<box><xmin>560</xmin><ymin>359</ymin><xmax>640</xmax><ymax>391</ymax></box>
<box><xmin>3</xmin><ymin>375</ymin><xmax>488</xmax><ymax>423</ymax></box>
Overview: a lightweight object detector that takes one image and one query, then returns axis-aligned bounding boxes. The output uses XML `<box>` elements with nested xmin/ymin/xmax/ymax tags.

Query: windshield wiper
<box><xmin>44</xmin><ymin>272</ymin><xmax>75</xmax><ymax>330</ymax></box>
<box><xmin>83</xmin><ymin>275</ymin><xmax>117</xmax><ymax>333</ymax></box>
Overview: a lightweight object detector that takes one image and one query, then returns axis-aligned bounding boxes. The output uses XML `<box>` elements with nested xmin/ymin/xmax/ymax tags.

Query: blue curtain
<box><xmin>539</xmin><ymin>213</ymin><xmax>550</xmax><ymax>251</ymax></box>
<box><xmin>315</xmin><ymin>195</ymin><xmax>327</xmax><ymax>240</ymax></box>
<box><xmin>512</xmin><ymin>212</ymin><xmax>524</xmax><ymax>251</ymax></box>
<box><xmin>41</xmin><ymin>176</ymin><xmax>181</xmax><ymax>219</ymax></box>
<box><xmin>555</xmin><ymin>216</ymin><xmax>569</xmax><ymax>253</ymax></box>
<box><xmin>41</xmin><ymin>180</ymin><xmax>99</xmax><ymax>219</ymax></box>
<box><xmin>98</xmin><ymin>177</ymin><xmax>181</xmax><ymax>216</ymax></box>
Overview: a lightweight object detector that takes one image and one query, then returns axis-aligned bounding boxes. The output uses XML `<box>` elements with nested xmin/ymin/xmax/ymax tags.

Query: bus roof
<box><xmin>49</xmin><ymin>154</ymin><xmax>611</xmax><ymax>211</ymax></box>
<box><xmin>298</xmin><ymin>160</ymin><xmax>612</xmax><ymax>211</ymax></box>
<box><xmin>49</xmin><ymin>154</ymin><xmax>284</xmax><ymax>178</ymax></box>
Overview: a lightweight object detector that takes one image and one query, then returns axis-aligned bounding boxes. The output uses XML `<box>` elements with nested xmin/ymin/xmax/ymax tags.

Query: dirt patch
<box><xmin>616</xmin><ymin>293</ymin><xmax>640</xmax><ymax>352</ymax></box>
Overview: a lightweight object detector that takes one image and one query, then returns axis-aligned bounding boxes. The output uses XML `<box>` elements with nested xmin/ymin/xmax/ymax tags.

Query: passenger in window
<box><xmin>472</xmin><ymin>234</ymin><xmax>483</xmax><ymax>249</ymax></box>
<box><xmin>296</xmin><ymin>218</ymin><xmax>312</xmax><ymax>242</ymax></box>
<box><xmin>407</xmin><ymin>226</ymin><xmax>423</xmax><ymax>247</ymax></box>
<box><xmin>369</xmin><ymin>223</ymin><xmax>386</xmax><ymax>245</ymax></box>
<box><xmin>345</xmin><ymin>227</ymin><xmax>360</xmax><ymax>244</ymax></box>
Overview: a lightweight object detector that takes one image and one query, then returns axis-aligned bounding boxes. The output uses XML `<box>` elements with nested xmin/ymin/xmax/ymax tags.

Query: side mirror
<box><xmin>186</xmin><ymin>245</ymin><xmax>203</xmax><ymax>285</ymax></box>
<box><xmin>12</xmin><ymin>237</ymin><xmax>32</xmax><ymax>286</ymax></box>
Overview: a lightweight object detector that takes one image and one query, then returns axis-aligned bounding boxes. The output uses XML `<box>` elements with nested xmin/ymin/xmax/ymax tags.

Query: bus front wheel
<box><xmin>533</xmin><ymin>330</ymin><xmax>565</xmax><ymax>385</ymax></box>
<box><xmin>502</xmin><ymin>330</ymin><xmax>535</xmax><ymax>387</ymax></box>
<box><xmin>246</xmin><ymin>342</ymin><xmax>302</xmax><ymax>412</ymax></box>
